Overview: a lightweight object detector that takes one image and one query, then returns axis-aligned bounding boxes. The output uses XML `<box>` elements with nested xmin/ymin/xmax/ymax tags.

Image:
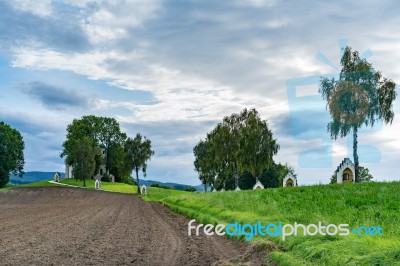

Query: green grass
<box><xmin>143</xmin><ymin>182</ymin><xmax>400</xmax><ymax>265</ymax></box>
<box><xmin>1</xmin><ymin>179</ymin><xmax>138</xmax><ymax>195</ymax></box>
<box><xmin>61</xmin><ymin>178</ymin><xmax>138</xmax><ymax>194</ymax></box>
<box><xmin>0</xmin><ymin>180</ymin><xmax>58</xmax><ymax>191</ymax></box>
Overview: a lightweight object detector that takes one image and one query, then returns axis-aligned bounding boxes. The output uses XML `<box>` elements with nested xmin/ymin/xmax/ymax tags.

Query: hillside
<box><xmin>9</xmin><ymin>171</ymin><xmax>199</xmax><ymax>191</ymax></box>
<box><xmin>9</xmin><ymin>171</ymin><xmax>63</xmax><ymax>185</ymax></box>
<box><xmin>139</xmin><ymin>179</ymin><xmax>200</xmax><ymax>191</ymax></box>
<box><xmin>143</xmin><ymin>182</ymin><xmax>400</xmax><ymax>265</ymax></box>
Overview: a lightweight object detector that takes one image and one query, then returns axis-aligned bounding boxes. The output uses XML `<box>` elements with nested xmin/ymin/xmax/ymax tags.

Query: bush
<box><xmin>0</xmin><ymin>174</ymin><xmax>10</xmax><ymax>188</ymax></box>
<box><xmin>183</xmin><ymin>187</ymin><xmax>197</xmax><ymax>192</ymax></box>
<box><xmin>120</xmin><ymin>175</ymin><xmax>135</xmax><ymax>185</ymax></box>
<box><xmin>150</xmin><ymin>183</ymin><xmax>171</xmax><ymax>189</ymax></box>
<box><xmin>102</xmin><ymin>173</ymin><xmax>112</xmax><ymax>182</ymax></box>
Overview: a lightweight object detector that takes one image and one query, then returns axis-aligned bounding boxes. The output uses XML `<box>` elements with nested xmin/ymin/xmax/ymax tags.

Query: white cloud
<box><xmin>238</xmin><ymin>0</ymin><xmax>279</xmax><ymax>7</ymax></box>
<box><xmin>79</xmin><ymin>0</ymin><xmax>162</xmax><ymax>44</ymax></box>
<box><xmin>11</xmin><ymin>0</ymin><xmax>53</xmax><ymax>17</ymax></box>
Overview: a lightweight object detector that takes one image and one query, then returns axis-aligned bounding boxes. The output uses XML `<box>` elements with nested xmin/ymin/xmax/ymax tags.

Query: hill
<box><xmin>139</xmin><ymin>179</ymin><xmax>199</xmax><ymax>191</ymax></box>
<box><xmin>143</xmin><ymin>181</ymin><xmax>400</xmax><ymax>265</ymax></box>
<box><xmin>9</xmin><ymin>171</ymin><xmax>63</xmax><ymax>185</ymax></box>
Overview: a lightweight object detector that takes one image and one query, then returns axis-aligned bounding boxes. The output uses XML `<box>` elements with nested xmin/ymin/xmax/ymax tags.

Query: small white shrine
<box><xmin>141</xmin><ymin>185</ymin><xmax>147</xmax><ymax>194</ymax></box>
<box><xmin>95</xmin><ymin>179</ymin><xmax>101</xmax><ymax>189</ymax></box>
<box><xmin>53</xmin><ymin>172</ymin><xmax>61</xmax><ymax>183</ymax></box>
<box><xmin>283</xmin><ymin>173</ymin><xmax>297</xmax><ymax>187</ymax></box>
<box><xmin>253</xmin><ymin>180</ymin><xmax>264</xmax><ymax>190</ymax></box>
<box><xmin>335</xmin><ymin>158</ymin><xmax>355</xmax><ymax>183</ymax></box>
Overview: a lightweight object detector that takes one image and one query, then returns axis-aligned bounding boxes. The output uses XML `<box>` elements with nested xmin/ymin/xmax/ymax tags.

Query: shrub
<box><xmin>183</xmin><ymin>187</ymin><xmax>197</xmax><ymax>192</ymax></box>
<box><xmin>102</xmin><ymin>173</ymin><xmax>112</xmax><ymax>182</ymax></box>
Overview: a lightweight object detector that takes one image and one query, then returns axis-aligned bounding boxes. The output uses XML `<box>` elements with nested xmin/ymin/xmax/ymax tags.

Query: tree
<box><xmin>237</xmin><ymin>108</ymin><xmax>280</xmax><ymax>183</ymax></box>
<box><xmin>107</xmin><ymin>143</ymin><xmax>130</xmax><ymax>182</ymax></box>
<box><xmin>0</xmin><ymin>122</ymin><xmax>25</xmax><ymax>187</ymax></box>
<box><xmin>320</xmin><ymin>47</ymin><xmax>397</xmax><ymax>182</ymax></box>
<box><xmin>61</xmin><ymin>115</ymin><xmax>127</xmax><ymax>178</ymax></box>
<box><xmin>261</xmin><ymin>162</ymin><xmax>293</xmax><ymax>188</ymax></box>
<box><xmin>97</xmin><ymin>117</ymin><xmax>127</xmax><ymax>174</ymax></box>
<box><xmin>193</xmin><ymin>139</ymin><xmax>215</xmax><ymax>192</ymax></box>
<box><xmin>193</xmin><ymin>108</ymin><xmax>280</xmax><ymax>190</ymax></box>
<box><xmin>330</xmin><ymin>173</ymin><xmax>337</xmax><ymax>184</ymax></box>
<box><xmin>71</xmin><ymin>137</ymin><xmax>99</xmax><ymax>187</ymax></box>
<box><xmin>124</xmin><ymin>133</ymin><xmax>154</xmax><ymax>194</ymax></box>
<box><xmin>213</xmin><ymin>113</ymin><xmax>241</xmax><ymax>190</ymax></box>
<box><xmin>358</xmin><ymin>166</ymin><xmax>374</xmax><ymax>182</ymax></box>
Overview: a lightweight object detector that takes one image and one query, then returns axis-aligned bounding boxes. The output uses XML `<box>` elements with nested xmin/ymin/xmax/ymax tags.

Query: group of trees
<box><xmin>320</xmin><ymin>46</ymin><xmax>397</xmax><ymax>182</ymax></box>
<box><xmin>0</xmin><ymin>122</ymin><xmax>25</xmax><ymax>188</ymax></box>
<box><xmin>193</xmin><ymin>108</ymin><xmax>287</xmax><ymax>191</ymax></box>
<box><xmin>61</xmin><ymin>115</ymin><xmax>154</xmax><ymax>193</ymax></box>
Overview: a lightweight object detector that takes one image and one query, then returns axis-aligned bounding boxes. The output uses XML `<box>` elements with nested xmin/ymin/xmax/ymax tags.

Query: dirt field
<box><xmin>0</xmin><ymin>187</ymin><xmax>269</xmax><ymax>265</ymax></box>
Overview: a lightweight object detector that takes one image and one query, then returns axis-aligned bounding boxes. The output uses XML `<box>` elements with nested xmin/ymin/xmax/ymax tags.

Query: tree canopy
<box><xmin>0</xmin><ymin>122</ymin><xmax>25</xmax><ymax>187</ymax></box>
<box><xmin>124</xmin><ymin>133</ymin><xmax>154</xmax><ymax>194</ymax></box>
<box><xmin>61</xmin><ymin>115</ymin><xmax>127</xmax><ymax>180</ymax></box>
<box><xmin>193</xmin><ymin>139</ymin><xmax>215</xmax><ymax>191</ymax></box>
<box><xmin>61</xmin><ymin>115</ymin><xmax>153</xmax><ymax>187</ymax></box>
<box><xmin>71</xmin><ymin>137</ymin><xmax>99</xmax><ymax>187</ymax></box>
<box><xmin>193</xmin><ymin>108</ymin><xmax>281</xmax><ymax>191</ymax></box>
<box><xmin>320</xmin><ymin>46</ymin><xmax>397</xmax><ymax>182</ymax></box>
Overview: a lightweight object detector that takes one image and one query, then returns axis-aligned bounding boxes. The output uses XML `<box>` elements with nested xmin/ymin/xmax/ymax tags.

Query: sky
<box><xmin>0</xmin><ymin>0</ymin><xmax>399</xmax><ymax>186</ymax></box>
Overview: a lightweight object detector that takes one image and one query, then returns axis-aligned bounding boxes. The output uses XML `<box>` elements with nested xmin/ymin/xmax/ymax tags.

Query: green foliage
<box><xmin>193</xmin><ymin>108</ymin><xmax>279</xmax><ymax>191</ymax></box>
<box><xmin>183</xmin><ymin>187</ymin><xmax>197</xmax><ymax>192</ymax></box>
<box><xmin>260</xmin><ymin>162</ymin><xmax>289</xmax><ymax>188</ymax></box>
<box><xmin>237</xmin><ymin>108</ymin><xmax>279</xmax><ymax>180</ymax></box>
<box><xmin>320</xmin><ymin>46</ymin><xmax>397</xmax><ymax>182</ymax></box>
<box><xmin>359</xmin><ymin>166</ymin><xmax>374</xmax><ymax>182</ymax></box>
<box><xmin>0</xmin><ymin>122</ymin><xmax>25</xmax><ymax>188</ymax></box>
<box><xmin>71</xmin><ymin>137</ymin><xmax>98</xmax><ymax>187</ymax></box>
<box><xmin>120</xmin><ymin>175</ymin><xmax>135</xmax><ymax>185</ymax></box>
<box><xmin>102</xmin><ymin>173</ymin><xmax>112</xmax><ymax>182</ymax></box>
<box><xmin>124</xmin><ymin>133</ymin><xmax>154</xmax><ymax>194</ymax></box>
<box><xmin>330</xmin><ymin>174</ymin><xmax>337</xmax><ymax>184</ymax></box>
<box><xmin>144</xmin><ymin>182</ymin><xmax>400</xmax><ymax>265</ymax></box>
<box><xmin>193</xmin><ymin>139</ymin><xmax>216</xmax><ymax>191</ymax></box>
<box><xmin>150</xmin><ymin>183</ymin><xmax>171</xmax><ymax>189</ymax></box>
<box><xmin>61</xmin><ymin>115</ymin><xmax>127</xmax><ymax>177</ymax></box>
<box><xmin>107</xmin><ymin>143</ymin><xmax>130</xmax><ymax>182</ymax></box>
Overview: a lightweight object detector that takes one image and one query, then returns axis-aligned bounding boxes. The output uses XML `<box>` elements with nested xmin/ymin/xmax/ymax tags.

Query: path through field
<box><xmin>0</xmin><ymin>187</ymin><xmax>268</xmax><ymax>265</ymax></box>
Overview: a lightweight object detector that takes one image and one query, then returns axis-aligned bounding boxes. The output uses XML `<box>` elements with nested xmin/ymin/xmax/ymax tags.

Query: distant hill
<box><xmin>9</xmin><ymin>171</ymin><xmax>64</xmax><ymax>185</ymax></box>
<box><xmin>9</xmin><ymin>171</ymin><xmax>202</xmax><ymax>191</ymax></box>
<box><xmin>139</xmin><ymin>179</ymin><xmax>201</xmax><ymax>191</ymax></box>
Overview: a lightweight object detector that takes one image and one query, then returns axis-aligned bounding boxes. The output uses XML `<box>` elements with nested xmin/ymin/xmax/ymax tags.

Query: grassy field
<box><xmin>60</xmin><ymin>178</ymin><xmax>138</xmax><ymax>194</ymax></box>
<box><xmin>143</xmin><ymin>182</ymin><xmax>400</xmax><ymax>265</ymax></box>
<box><xmin>1</xmin><ymin>179</ymin><xmax>138</xmax><ymax>194</ymax></box>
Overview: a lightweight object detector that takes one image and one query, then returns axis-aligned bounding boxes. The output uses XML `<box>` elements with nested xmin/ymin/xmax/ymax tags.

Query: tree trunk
<box><xmin>353</xmin><ymin>127</ymin><xmax>360</xmax><ymax>183</ymax></box>
<box><xmin>82</xmin><ymin>164</ymin><xmax>86</xmax><ymax>187</ymax></box>
<box><xmin>136</xmin><ymin>168</ymin><xmax>140</xmax><ymax>194</ymax></box>
<box><xmin>204</xmin><ymin>183</ymin><xmax>207</xmax><ymax>192</ymax></box>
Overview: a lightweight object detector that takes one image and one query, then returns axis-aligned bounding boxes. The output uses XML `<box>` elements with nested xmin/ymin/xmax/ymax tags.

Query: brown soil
<box><xmin>0</xmin><ymin>187</ymin><xmax>271</xmax><ymax>266</ymax></box>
